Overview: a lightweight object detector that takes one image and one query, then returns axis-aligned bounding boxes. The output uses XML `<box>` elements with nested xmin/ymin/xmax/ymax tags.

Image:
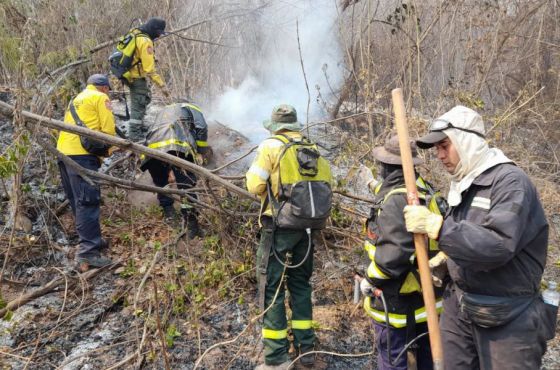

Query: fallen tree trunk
<box><xmin>0</xmin><ymin>101</ymin><xmax>255</xmax><ymax>200</ymax></box>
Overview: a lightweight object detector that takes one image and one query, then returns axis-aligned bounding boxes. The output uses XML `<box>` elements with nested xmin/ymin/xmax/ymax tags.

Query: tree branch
<box><xmin>0</xmin><ymin>100</ymin><xmax>256</xmax><ymax>200</ymax></box>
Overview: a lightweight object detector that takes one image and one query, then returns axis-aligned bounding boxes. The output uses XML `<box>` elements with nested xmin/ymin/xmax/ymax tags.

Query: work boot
<box><xmin>162</xmin><ymin>205</ymin><xmax>180</xmax><ymax>227</ymax></box>
<box><xmin>254</xmin><ymin>361</ymin><xmax>290</xmax><ymax>370</ymax></box>
<box><xmin>76</xmin><ymin>255</ymin><xmax>113</xmax><ymax>272</ymax></box>
<box><xmin>298</xmin><ymin>346</ymin><xmax>315</xmax><ymax>367</ymax></box>
<box><xmin>185</xmin><ymin>214</ymin><xmax>204</xmax><ymax>240</ymax></box>
<box><xmin>99</xmin><ymin>238</ymin><xmax>110</xmax><ymax>252</ymax></box>
<box><xmin>127</xmin><ymin>119</ymin><xmax>145</xmax><ymax>143</ymax></box>
<box><xmin>115</xmin><ymin>121</ymin><xmax>128</xmax><ymax>139</ymax></box>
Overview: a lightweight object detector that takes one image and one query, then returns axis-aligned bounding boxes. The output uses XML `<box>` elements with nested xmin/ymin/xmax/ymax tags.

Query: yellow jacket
<box><xmin>57</xmin><ymin>85</ymin><xmax>116</xmax><ymax>155</ymax></box>
<box><xmin>123</xmin><ymin>30</ymin><xmax>165</xmax><ymax>87</ymax></box>
<box><xmin>246</xmin><ymin>131</ymin><xmax>303</xmax><ymax>217</ymax></box>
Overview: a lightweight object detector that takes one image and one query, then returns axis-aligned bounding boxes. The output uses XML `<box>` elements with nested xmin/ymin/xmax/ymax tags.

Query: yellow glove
<box><xmin>403</xmin><ymin>205</ymin><xmax>443</xmax><ymax>240</ymax></box>
<box><xmin>107</xmin><ymin>146</ymin><xmax>121</xmax><ymax>156</ymax></box>
<box><xmin>429</xmin><ymin>251</ymin><xmax>448</xmax><ymax>287</ymax></box>
<box><xmin>195</xmin><ymin>154</ymin><xmax>204</xmax><ymax>166</ymax></box>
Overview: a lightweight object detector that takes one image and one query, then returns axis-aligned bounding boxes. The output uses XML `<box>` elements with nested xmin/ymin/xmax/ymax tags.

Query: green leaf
<box><xmin>165</xmin><ymin>324</ymin><xmax>181</xmax><ymax>347</ymax></box>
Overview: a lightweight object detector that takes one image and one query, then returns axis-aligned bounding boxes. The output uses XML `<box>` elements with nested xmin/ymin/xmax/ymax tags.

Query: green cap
<box><xmin>263</xmin><ymin>104</ymin><xmax>303</xmax><ymax>133</ymax></box>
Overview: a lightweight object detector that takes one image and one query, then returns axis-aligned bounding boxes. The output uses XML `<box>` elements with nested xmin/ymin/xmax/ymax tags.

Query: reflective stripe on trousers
<box><xmin>262</xmin><ymin>320</ymin><xmax>313</xmax><ymax>339</ymax></box>
<box><xmin>262</xmin><ymin>328</ymin><xmax>288</xmax><ymax>340</ymax></box>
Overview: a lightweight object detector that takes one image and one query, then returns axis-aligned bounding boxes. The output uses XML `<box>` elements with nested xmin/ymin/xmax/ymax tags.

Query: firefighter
<box><xmin>141</xmin><ymin>102</ymin><xmax>209</xmax><ymax>239</ymax></box>
<box><xmin>123</xmin><ymin>17</ymin><xmax>169</xmax><ymax>142</ymax></box>
<box><xmin>360</xmin><ymin>134</ymin><xmax>446</xmax><ymax>370</ymax></box>
<box><xmin>57</xmin><ymin>74</ymin><xmax>116</xmax><ymax>271</ymax></box>
<box><xmin>247</xmin><ymin>105</ymin><xmax>331</xmax><ymax>369</ymax></box>
<box><xmin>404</xmin><ymin>105</ymin><xmax>550</xmax><ymax>369</ymax></box>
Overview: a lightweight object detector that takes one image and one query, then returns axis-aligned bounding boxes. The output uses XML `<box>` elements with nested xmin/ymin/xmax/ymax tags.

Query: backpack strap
<box><xmin>68</xmin><ymin>99</ymin><xmax>86</xmax><ymax>129</ymax></box>
<box><xmin>128</xmin><ymin>29</ymin><xmax>150</xmax><ymax>72</ymax></box>
<box><xmin>264</xmin><ymin>133</ymin><xmax>302</xmax><ymax>218</ymax></box>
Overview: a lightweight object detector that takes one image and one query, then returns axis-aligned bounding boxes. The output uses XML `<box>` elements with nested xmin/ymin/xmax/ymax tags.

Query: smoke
<box><xmin>208</xmin><ymin>0</ymin><xmax>344</xmax><ymax>143</ymax></box>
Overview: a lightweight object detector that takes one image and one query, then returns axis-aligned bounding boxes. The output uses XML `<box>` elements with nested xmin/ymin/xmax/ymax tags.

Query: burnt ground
<box><xmin>0</xmin><ymin>202</ymin><xmax>376</xmax><ymax>369</ymax></box>
<box><xmin>0</xmin><ymin>104</ymin><xmax>559</xmax><ymax>369</ymax></box>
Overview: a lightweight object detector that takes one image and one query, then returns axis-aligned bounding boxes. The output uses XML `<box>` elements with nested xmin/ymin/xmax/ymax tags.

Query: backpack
<box><xmin>108</xmin><ymin>29</ymin><xmax>146</xmax><ymax>80</ymax></box>
<box><xmin>266</xmin><ymin>134</ymin><xmax>333</xmax><ymax>230</ymax></box>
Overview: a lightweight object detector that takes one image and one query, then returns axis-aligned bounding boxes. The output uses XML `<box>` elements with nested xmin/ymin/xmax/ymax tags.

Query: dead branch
<box><xmin>0</xmin><ymin>100</ymin><xmax>256</xmax><ymax>200</ymax></box>
<box><xmin>303</xmin><ymin>111</ymin><xmax>390</xmax><ymax>131</ymax></box>
<box><xmin>209</xmin><ymin>145</ymin><xmax>258</xmax><ymax>173</ymax></box>
<box><xmin>102</xmin><ymin>152</ymin><xmax>133</xmax><ymax>173</ymax></box>
<box><xmin>39</xmin><ymin>137</ymin><xmax>249</xmax><ymax>215</ymax></box>
<box><xmin>41</xmin><ymin>138</ymin><xmax>95</xmax><ymax>186</ymax></box>
<box><xmin>90</xmin><ymin>7</ymin><xmax>266</xmax><ymax>55</ymax></box>
<box><xmin>0</xmin><ymin>263</ymin><xmax>119</xmax><ymax>318</ymax></box>
<box><xmin>37</xmin><ymin>135</ymin><xmax>198</xmax><ymax>200</ymax></box>
<box><xmin>165</xmin><ymin>32</ymin><xmax>237</xmax><ymax>48</ymax></box>
<box><xmin>333</xmin><ymin>190</ymin><xmax>375</xmax><ymax>204</ymax></box>
<box><xmin>38</xmin><ymin>58</ymin><xmax>91</xmax><ymax>87</ymax></box>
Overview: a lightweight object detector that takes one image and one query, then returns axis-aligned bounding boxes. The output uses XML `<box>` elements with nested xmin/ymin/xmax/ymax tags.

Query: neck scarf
<box><xmin>444</xmin><ymin>129</ymin><xmax>512</xmax><ymax>206</ymax></box>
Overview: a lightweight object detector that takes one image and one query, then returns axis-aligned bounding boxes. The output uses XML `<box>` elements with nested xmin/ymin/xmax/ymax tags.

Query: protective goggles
<box><xmin>429</xmin><ymin>118</ymin><xmax>485</xmax><ymax>137</ymax></box>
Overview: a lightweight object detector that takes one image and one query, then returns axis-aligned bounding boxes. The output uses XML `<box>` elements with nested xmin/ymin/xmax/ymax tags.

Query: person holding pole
<box><xmin>360</xmin><ymin>133</ymin><xmax>447</xmax><ymax>370</ymax></box>
<box><xmin>391</xmin><ymin>89</ymin><xmax>445</xmax><ymax>370</ymax></box>
<box><xmin>404</xmin><ymin>105</ymin><xmax>551</xmax><ymax>369</ymax></box>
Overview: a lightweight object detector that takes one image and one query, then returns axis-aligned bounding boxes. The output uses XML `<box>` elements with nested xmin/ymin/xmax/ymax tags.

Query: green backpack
<box><xmin>267</xmin><ymin>134</ymin><xmax>333</xmax><ymax>230</ymax></box>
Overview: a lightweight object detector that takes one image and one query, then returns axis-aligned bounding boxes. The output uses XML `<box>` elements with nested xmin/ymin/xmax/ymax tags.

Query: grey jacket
<box><xmin>140</xmin><ymin>103</ymin><xmax>208</xmax><ymax>170</ymax></box>
<box><xmin>439</xmin><ymin>163</ymin><xmax>549</xmax><ymax>297</ymax></box>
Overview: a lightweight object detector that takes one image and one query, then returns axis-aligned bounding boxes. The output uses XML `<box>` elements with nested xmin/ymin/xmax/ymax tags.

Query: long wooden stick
<box><xmin>392</xmin><ymin>88</ymin><xmax>444</xmax><ymax>370</ymax></box>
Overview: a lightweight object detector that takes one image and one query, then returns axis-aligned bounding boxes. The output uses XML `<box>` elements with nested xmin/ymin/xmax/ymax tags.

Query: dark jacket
<box><xmin>363</xmin><ymin>170</ymin><xmax>445</xmax><ymax>326</ymax></box>
<box><xmin>439</xmin><ymin>163</ymin><xmax>549</xmax><ymax>297</ymax></box>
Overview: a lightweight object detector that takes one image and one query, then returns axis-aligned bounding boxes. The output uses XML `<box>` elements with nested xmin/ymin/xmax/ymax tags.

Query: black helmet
<box><xmin>139</xmin><ymin>17</ymin><xmax>166</xmax><ymax>39</ymax></box>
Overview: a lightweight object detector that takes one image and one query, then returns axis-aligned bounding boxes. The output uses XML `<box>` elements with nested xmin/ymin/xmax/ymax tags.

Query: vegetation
<box><xmin>0</xmin><ymin>0</ymin><xmax>558</xmax><ymax>368</ymax></box>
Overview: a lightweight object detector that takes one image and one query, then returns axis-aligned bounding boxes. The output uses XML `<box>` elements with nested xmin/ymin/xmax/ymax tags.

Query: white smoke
<box><xmin>208</xmin><ymin>0</ymin><xmax>344</xmax><ymax>143</ymax></box>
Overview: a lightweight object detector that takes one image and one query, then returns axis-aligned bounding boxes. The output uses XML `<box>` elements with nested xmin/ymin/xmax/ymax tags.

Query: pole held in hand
<box><xmin>391</xmin><ymin>88</ymin><xmax>444</xmax><ymax>370</ymax></box>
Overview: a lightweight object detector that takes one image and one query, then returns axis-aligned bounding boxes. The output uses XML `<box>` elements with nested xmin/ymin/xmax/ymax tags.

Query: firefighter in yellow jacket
<box><xmin>247</xmin><ymin>105</ymin><xmax>333</xmax><ymax>370</ymax></box>
<box><xmin>123</xmin><ymin>17</ymin><xmax>169</xmax><ymax>142</ymax></box>
<box><xmin>57</xmin><ymin>74</ymin><xmax>116</xmax><ymax>270</ymax></box>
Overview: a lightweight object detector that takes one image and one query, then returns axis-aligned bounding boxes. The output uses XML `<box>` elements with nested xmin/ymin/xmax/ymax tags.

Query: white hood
<box><xmin>439</xmin><ymin>107</ymin><xmax>512</xmax><ymax>206</ymax></box>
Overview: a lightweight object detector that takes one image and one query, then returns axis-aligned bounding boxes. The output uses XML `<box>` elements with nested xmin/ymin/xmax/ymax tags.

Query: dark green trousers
<box><xmin>128</xmin><ymin>78</ymin><xmax>151</xmax><ymax>141</ymax></box>
<box><xmin>257</xmin><ymin>226</ymin><xmax>315</xmax><ymax>365</ymax></box>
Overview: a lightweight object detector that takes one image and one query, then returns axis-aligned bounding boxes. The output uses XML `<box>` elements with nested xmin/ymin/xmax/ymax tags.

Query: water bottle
<box><xmin>543</xmin><ymin>281</ymin><xmax>560</xmax><ymax>306</ymax></box>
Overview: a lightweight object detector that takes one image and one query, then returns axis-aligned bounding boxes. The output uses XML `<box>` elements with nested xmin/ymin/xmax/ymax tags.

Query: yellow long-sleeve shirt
<box><xmin>246</xmin><ymin>131</ymin><xmax>303</xmax><ymax>217</ymax></box>
<box><xmin>123</xmin><ymin>30</ymin><xmax>165</xmax><ymax>87</ymax></box>
<box><xmin>57</xmin><ymin>85</ymin><xmax>116</xmax><ymax>155</ymax></box>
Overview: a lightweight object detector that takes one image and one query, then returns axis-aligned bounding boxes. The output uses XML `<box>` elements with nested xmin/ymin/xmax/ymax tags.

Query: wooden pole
<box><xmin>391</xmin><ymin>88</ymin><xmax>444</xmax><ymax>370</ymax></box>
